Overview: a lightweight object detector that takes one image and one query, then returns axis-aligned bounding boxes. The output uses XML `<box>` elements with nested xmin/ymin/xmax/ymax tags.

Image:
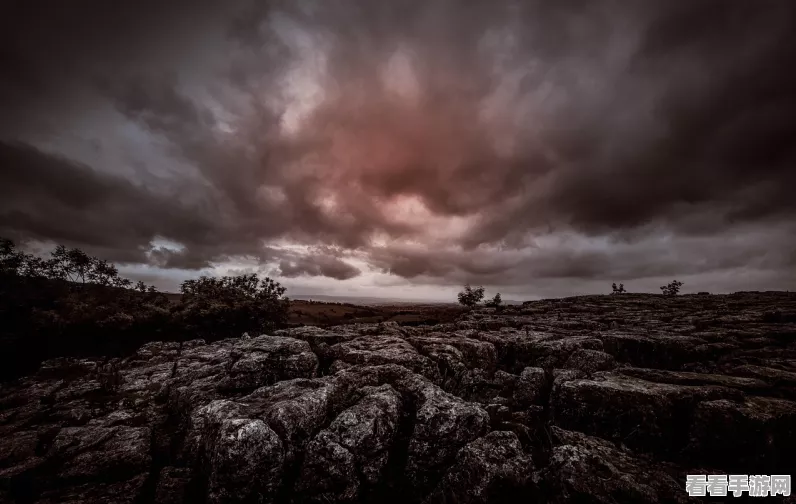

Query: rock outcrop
<box><xmin>1</xmin><ymin>292</ymin><xmax>795</xmax><ymax>503</ymax></box>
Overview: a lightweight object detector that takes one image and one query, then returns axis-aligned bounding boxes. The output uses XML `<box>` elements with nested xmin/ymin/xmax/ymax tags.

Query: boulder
<box><xmin>536</xmin><ymin>428</ymin><xmax>694</xmax><ymax>504</ymax></box>
<box><xmin>424</xmin><ymin>431</ymin><xmax>532</xmax><ymax>504</ymax></box>
<box><xmin>297</xmin><ymin>385</ymin><xmax>402</xmax><ymax>502</ymax></box>
<box><xmin>513</xmin><ymin>367</ymin><xmax>548</xmax><ymax>406</ymax></box>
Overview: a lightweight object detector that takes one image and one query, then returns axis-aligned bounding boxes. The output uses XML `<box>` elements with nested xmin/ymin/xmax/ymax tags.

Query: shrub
<box><xmin>0</xmin><ymin>237</ymin><xmax>290</xmax><ymax>381</ymax></box>
<box><xmin>485</xmin><ymin>293</ymin><xmax>503</xmax><ymax>310</ymax></box>
<box><xmin>176</xmin><ymin>273</ymin><xmax>289</xmax><ymax>338</ymax></box>
<box><xmin>611</xmin><ymin>283</ymin><xmax>626</xmax><ymax>294</ymax></box>
<box><xmin>0</xmin><ymin>238</ymin><xmax>24</xmax><ymax>275</ymax></box>
<box><xmin>457</xmin><ymin>284</ymin><xmax>485</xmax><ymax>308</ymax></box>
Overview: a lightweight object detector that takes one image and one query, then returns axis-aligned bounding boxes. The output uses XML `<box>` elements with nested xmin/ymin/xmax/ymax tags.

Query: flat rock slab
<box><xmin>551</xmin><ymin>372</ymin><xmax>746</xmax><ymax>459</ymax></box>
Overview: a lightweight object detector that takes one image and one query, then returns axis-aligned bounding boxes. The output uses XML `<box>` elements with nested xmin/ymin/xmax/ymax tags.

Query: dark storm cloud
<box><xmin>452</xmin><ymin>1</ymin><xmax>796</xmax><ymax>244</ymax></box>
<box><xmin>277</xmin><ymin>255</ymin><xmax>361</xmax><ymax>281</ymax></box>
<box><xmin>0</xmin><ymin>141</ymin><xmax>216</xmax><ymax>261</ymax></box>
<box><xmin>147</xmin><ymin>246</ymin><xmax>215</xmax><ymax>271</ymax></box>
<box><xmin>239</xmin><ymin>0</ymin><xmax>796</xmax><ymax>243</ymax></box>
<box><xmin>369</xmin><ymin>222</ymin><xmax>796</xmax><ymax>287</ymax></box>
<box><xmin>0</xmin><ymin>141</ymin><xmax>358</xmax><ymax>279</ymax></box>
<box><xmin>0</xmin><ymin>0</ymin><xmax>231</xmax><ymax>137</ymax></box>
<box><xmin>1</xmin><ymin>0</ymin><xmax>795</xmax><ymax>290</ymax></box>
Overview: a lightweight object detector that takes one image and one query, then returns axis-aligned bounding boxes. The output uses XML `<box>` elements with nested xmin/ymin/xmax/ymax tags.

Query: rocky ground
<box><xmin>1</xmin><ymin>292</ymin><xmax>795</xmax><ymax>503</ymax></box>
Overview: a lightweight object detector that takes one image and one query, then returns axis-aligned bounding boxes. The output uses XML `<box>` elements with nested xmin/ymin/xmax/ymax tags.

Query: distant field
<box><xmin>287</xmin><ymin>299</ymin><xmax>465</xmax><ymax>327</ymax></box>
<box><xmin>161</xmin><ymin>292</ymin><xmax>468</xmax><ymax>327</ymax></box>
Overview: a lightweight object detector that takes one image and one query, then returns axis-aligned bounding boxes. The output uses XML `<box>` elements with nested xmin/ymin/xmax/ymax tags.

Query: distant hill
<box><xmin>289</xmin><ymin>293</ymin><xmax>524</xmax><ymax>306</ymax></box>
<box><xmin>289</xmin><ymin>294</ymin><xmax>453</xmax><ymax>305</ymax></box>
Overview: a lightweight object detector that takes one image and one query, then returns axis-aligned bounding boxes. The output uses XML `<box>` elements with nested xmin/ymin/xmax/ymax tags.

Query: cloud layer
<box><xmin>1</xmin><ymin>0</ymin><xmax>795</xmax><ymax>297</ymax></box>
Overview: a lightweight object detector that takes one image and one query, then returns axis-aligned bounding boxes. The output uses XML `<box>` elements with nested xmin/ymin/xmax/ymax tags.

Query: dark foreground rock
<box><xmin>1</xmin><ymin>292</ymin><xmax>795</xmax><ymax>503</ymax></box>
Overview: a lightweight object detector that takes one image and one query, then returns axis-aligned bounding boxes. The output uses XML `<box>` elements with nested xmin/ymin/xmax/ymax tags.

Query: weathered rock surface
<box><xmin>297</xmin><ymin>384</ymin><xmax>402</xmax><ymax>502</ymax></box>
<box><xmin>537</xmin><ymin>427</ymin><xmax>693</xmax><ymax>504</ymax></box>
<box><xmin>423</xmin><ymin>431</ymin><xmax>532</xmax><ymax>504</ymax></box>
<box><xmin>1</xmin><ymin>292</ymin><xmax>795</xmax><ymax>503</ymax></box>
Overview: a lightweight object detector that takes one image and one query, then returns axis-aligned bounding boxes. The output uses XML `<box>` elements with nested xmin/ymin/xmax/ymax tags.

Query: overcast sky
<box><xmin>1</xmin><ymin>0</ymin><xmax>795</xmax><ymax>300</ymax></box>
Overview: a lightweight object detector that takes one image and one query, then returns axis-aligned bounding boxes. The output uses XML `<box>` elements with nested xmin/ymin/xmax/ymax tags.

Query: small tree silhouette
<box><xmin>49</xmin><ymin>245</ymin><xmax>93</xmax><ymax>283</ymax></box>
<box><xmin>611</xmin><ymin>283</ymin><xmax>626</xmax><ymax>294</ymax></box>
<box><xmin>21</xmin><ymin>256</ymin><xmax>47</xmax><ymax>277</ymax></box>
<box><xmin>457</xmin><ymin>284</ymin><xmax>485</xmax><ymax>308</ymax></box>
<box><xmin>0</xmin><ymin>237</ymin><xmax>154</xmax><ymax>291</ymax></box>
<box><xmin>87</xmin><ymin>259</ymin><xmax>119</xmax><ymax>286</ymax></box>
<box><xmin>0</xmin><ymin>238</ymin><xmax>24</xmax><ymax>275</ymax></box>
<box><xmin>485</xmin><ymin>292</ymin><xmax>503</xmax><ymax>309</ymax></box>
<box><xmin>660</xmin><ymin>280</ymin><xmax>683</xmax><ymax>296</ymax></box>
